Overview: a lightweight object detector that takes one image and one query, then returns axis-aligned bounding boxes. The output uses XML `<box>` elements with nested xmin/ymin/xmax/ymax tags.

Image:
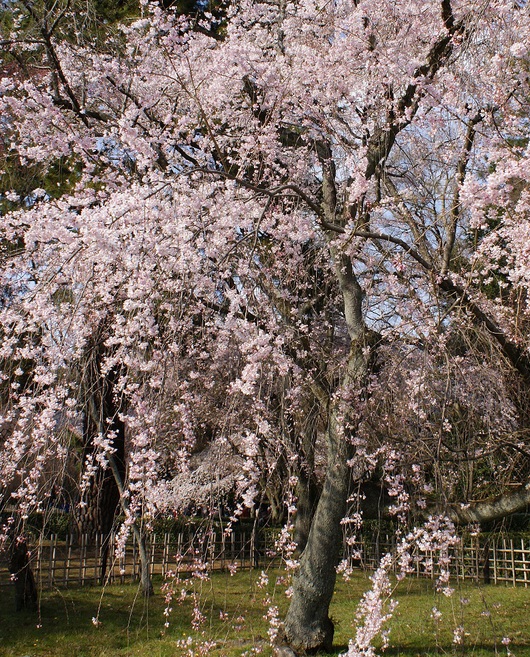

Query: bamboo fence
<box><xmin>2</xmin><ymin>530</ymin><xmax>530</xmax><ymax>589</ymax></box>
<box><xmin>1</xmin><ymin>528</ymin><xmax>263</xmax><ymax>589</ymax></box>
<box><xmin>350</xmin><ymin>533</ymin><xmax>530</xmax><ymax>586</ymax></box>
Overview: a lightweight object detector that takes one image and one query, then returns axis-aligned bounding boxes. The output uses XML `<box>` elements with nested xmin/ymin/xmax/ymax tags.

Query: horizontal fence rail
<box><xmin>2</xmin><ymin>530</ymin><xmax>530</xmax><ymax>589</ymax></box>
<box><xmin>1</xmin><ymin>529</ymin><xmax>268</xmax><ymax>589</ymax></box>
<box><xmin>345</xmin><ymin>533</ymin><xmax>530</xmax><ymax>587</ymax></box>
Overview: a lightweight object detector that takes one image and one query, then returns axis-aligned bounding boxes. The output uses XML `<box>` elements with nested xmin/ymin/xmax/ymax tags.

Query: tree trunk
<box><xmin>293</xmin><ymin>403</ymin><xmax>320</xmax><ymax>554</ymax></box>
<box><xmin>444</xmin><ymin>485</ymin><xmax>530</xmax><ymax>524</ymax></box>
<box><xmin>132</xmin><ymin>523</ymin><xmax>154</xmax><ymax>597</ymax></box>
<box><xmin>284</xmin><ymin>410</ymin><xmax>353</xmax><ymax>653</ymax></box>
<box><xmin>9</xmin><ymin>537</ymin><xmax>37</xmax><ymax>612</ymax></box>
<box><xmin>281</xmin><ymin>138</ymin><xmax>371</xmax><ymax>653</ymax></box>
<box><xmin>293</xmin><ymin>470</ymin><xmax>320</xmax><ymax>554</ymax></box>
<box><xmin>75</xmin><ymin>323</ymin><xmax>126</xmax><ymax>585</ymax></box>
<box><xmin>283</xmin><ymin>332</ymin><xmax>371</xmax><ymax>653</ymax></box>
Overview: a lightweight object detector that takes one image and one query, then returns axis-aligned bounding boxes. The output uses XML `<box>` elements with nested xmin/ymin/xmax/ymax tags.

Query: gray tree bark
<box><xmin>444</xmin><ymin>486</ymin><xmax>530</xmax><ymax>525</ymax></box>
<box><xmin>293</xmin><ymin>469</ymin><xmax>319</xmax><ymax>554</ymax></box>
<box><xmin>283</xmin><ymin>407</ymin><xmax>354</xmax><ymax>652</ymax></box>
<box><xmin>280</xmin><ymin>9</ymin><xmax>465</xmax><ymax>651</ymax></box>
<box><xmin>283</xmin><ymin>245</ymin><xmax>372</xmax><ymax>652</ymax></box>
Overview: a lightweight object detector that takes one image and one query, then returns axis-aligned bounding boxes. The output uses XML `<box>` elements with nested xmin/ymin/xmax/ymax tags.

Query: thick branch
<box><xmin>21</xmin><ymin>0</ymin><xmax>90</xmax><ymax>125</ymax></box>
<box><xmin>444</xmin><ymin>485</ymin><xmax>530</xmax><ymax>524</ymax></box>
<box><xmin>438</xmin><ymin>277</ymin><xmax>530</xmax><ymax>383</ymax></box>
<box><xmin>190</xmin><ymin>167</ymin><xmax>324</xmax><ymax>218</ymax></box>
<box><xmin>363</xmin><ymin>483</ymin><xmax>530</xmax><ymax>524</ymax></box>
<box><xmin>441</xmin><ymin>111</ymin><xmax>483</xmax><ymax>276</ymax></box>
<box><xmin>316</xmin><ymin>140</ymin><xmax>338</xmax><ymax>225</ymax></box>
<box><xmin>332</xmin><ymin>251</ymin><xmax>364</xmax><ymax>340</ymax></box>
<box><xmin>441</xmin><ymin>0</ymin><xmax>455</xmax><ymax>30</ymax></box>
<box><xmin>353</xmin><ymin>230</ymin><xmax>433</xmax><ymax>270</ymax></box>
<box><xmin>365</xmin><ymin>1</ymin><xmax>464</xmax><ymax>179</ymax></box>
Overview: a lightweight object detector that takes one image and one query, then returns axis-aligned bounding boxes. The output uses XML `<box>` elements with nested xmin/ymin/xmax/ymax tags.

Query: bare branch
<box><xmin>441</xmin><ymin>111</ymin><xmax>483</xmax><ymax>276</ymax></box>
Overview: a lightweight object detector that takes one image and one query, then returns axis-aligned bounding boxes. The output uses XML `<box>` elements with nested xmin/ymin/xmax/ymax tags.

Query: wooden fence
<box><xmin>3</xmin><ymin>530</ymin><xmax>530</xmax><ymax>589</ymax></box>
<box><xmin>348</xmin><ymin>533</ymin><xmax>530</xmax><ymax>586</ymax></box>
<box><xmin>0</xmin><ymin>528</ymin><xmax>264</xmax><ymax>589</ymax></box>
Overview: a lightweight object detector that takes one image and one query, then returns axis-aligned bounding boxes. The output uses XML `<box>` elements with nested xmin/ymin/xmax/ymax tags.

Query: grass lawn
<box><xmin>0</xmin><ymin>570</ymin><xmax>529</xmax><ymax>656</ymax></box>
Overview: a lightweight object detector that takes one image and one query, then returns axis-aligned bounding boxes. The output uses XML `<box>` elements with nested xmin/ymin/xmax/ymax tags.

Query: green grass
<box><xmin>0</xmin><ymin>571</ymin><xmax>529</xmax><ymax>656</ymax></box>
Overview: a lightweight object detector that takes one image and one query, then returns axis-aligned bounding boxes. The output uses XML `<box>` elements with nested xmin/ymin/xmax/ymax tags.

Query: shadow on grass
<box><xmin>2</xmin><ymin>571</ymin><xmax>530</xmax><ymax>657</ymax></box>
<box><xmin>0</xmin><ymin>580</ymin><xmax>185</xmax><ymax>656</ymax></box>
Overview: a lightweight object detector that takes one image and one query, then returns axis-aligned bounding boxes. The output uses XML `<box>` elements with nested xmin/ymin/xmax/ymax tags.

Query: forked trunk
<box><xmin>282</xmin><ymin>144</ymin><xmax>371</xmax><ymax>652</ymax></box>
<box><xmin>282</xmin><ymin>330</ymin><xmax>374</xmax><ymax>653</ymax></box>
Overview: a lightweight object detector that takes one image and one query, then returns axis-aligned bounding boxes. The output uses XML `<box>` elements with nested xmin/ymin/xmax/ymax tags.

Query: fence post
<box><xmin>132</xmin><ymin>532</ymin><xmax>138</xmax><ymax>580</ymax></box>
<box><xmin>208</xmin><ymin>530</ymin><xmax>215</xmax><ymax>569</ymax></box>
<box><xmin>151</xmin><ymin>534</ymin><xmax>156</xmax><ymax>577</ymax></box>
<box><xmin>94</xmin><ymin>534</ymin><xmax>100</xmax><ymax>585</ymax></box>
<box><xmin>162</xmin><ymin>533</ymin><xmax>168</xmax><ymax>576</ymax></box>
<box><xmin>482</xmin><ymin>539</ymin><xmax>491</xmax><ymax>585</ymax></box>
<box><xmin>78</xmin><ymin>534</ymin><xmax>84</xmax><ymax>585</ymax></box>
<box><xmin>493</xmin><ymin>538</ymin><xmax>498</xmax><ymax>584</ymax></box>
<box><xmin>111</xmin><ymin>532</ymin><xmax>116</xmax><ymax>584</ymax></box>
<box><xmin>64</xmin><ymin>534</ymin><xmax>71</xmax><ymax>586</ymax></box>
<box><xmin>521</xmin><ymin>539</ymin><xmax>528</xmax><ymax>589</ymax></box>
<box><xmin>177</xmin><ymin>532</ymin><xmax>183</xmax><ymax>569</ymax></box>
<box><xmin>48</xmin><ymin>534</ymin><xmax>56</xmax><ymax>588</ymax></box>
<box><xmin>119</xmin><ymin>533</ymin><xmax>125</xmax><ymax>584</ymax></box>
<box><xmin>35</xmin><ymin>539</ymin><xmax>42</xmax><ymax>586</ymax></box>
<box><xmin>475</xmin><ymin>536</ymin><xmax>480</xmax><ymax>583</ymax></box>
